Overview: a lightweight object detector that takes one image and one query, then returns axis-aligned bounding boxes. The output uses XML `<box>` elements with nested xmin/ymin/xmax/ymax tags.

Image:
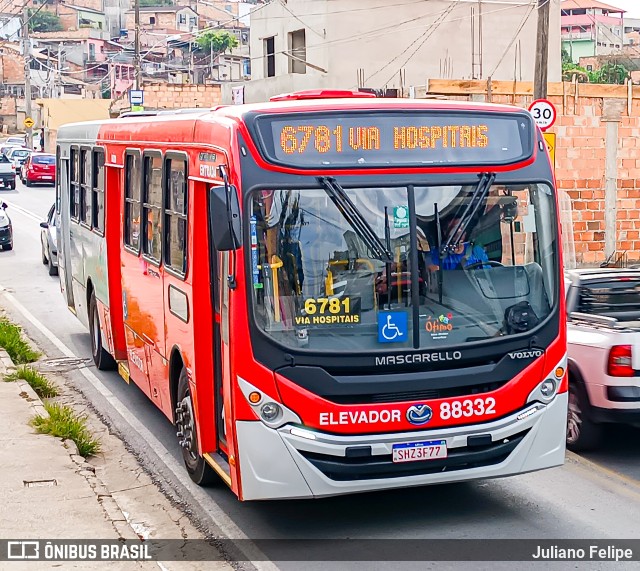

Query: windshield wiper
<box><xmin>440</xmin><ymin>172</ymin><xmax>496</xmax><ymax>257</ymax></box>
<box><xmin>435</xmin><ymin>203</ymin><xmax>443</xmax><ymax>304</ymax></box>
<box><xmin>317</xmin><ymin>177</ymin><xmax>393</xmax><ymax>262</ymax></box>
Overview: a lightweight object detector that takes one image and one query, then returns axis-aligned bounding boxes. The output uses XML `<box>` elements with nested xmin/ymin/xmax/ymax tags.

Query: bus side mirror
<box><xmin>210</xmin><ymin>184</ymin><xmax>242</xmax><ymax>251</ymax></box>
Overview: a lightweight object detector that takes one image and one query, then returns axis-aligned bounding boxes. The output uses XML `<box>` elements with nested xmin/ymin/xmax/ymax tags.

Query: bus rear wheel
<box><xmin>89</xmin><ymin>294</ymin><xmax>116</xmax><ymax>371</ymax></box>
<box><xmin>175</xmin><ymin>368</ymin><xmax>217</xmax><ymax>486</ymax></box>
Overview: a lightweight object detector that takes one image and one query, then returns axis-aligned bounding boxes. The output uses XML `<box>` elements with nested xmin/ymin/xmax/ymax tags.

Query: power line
<box><xmin>4</xmin><ymin>1</ymin><xmax>47</xmax><ymax>43</ymax></box>
<box><xmin>374</xmin><ymin>0</ymin><xmax>462</xmax><ymax>87</ymax></box>
<box><xmin>244</xmin><ymin>0</ymin><xmax>537</xmax><ymax>66</ymax></box>
<box><xmin>488</xmin><ymin>0</ymin><xmax>537</xmax><ymax>78</ymax></box>
<box><xmin>249</xmin><ymin>0</ymin><xmax>437</xmax><ymax>20</ymax></box>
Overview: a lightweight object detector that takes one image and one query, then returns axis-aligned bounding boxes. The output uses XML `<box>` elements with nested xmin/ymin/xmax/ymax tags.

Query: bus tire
<box><xmin>89</xmin><ymin>294</ymin><xmax>116</xmax><ymax>371</ymax></box>
<box><xmin>567</xmin><ymin>379</ymin><xmax>602</xmax><ymax>451</ymax></box>
<box><xmin>176</xmin><ymin>368</ymin><xmax>217</xmax><ymax>486</ymax></box>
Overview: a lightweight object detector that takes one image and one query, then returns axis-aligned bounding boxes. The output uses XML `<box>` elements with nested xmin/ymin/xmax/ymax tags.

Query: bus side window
<box><xmin>164</xmin><ymin>157</ymin><xmax>188</xmax><ymax>276</ymax></box>
<box><xmin>80</xmin><ymin>148</ymin><xmax>92</xmax><ymax>226</ymax></box>
<box><xmin>70</xmin><ymin>147</ymin><xmax>80</xmax><ymax>221</ymax></box>
<box><xmin>91</xmin><ymin>148</ymin><xmax>105</xmax><ymax>234</ymax></box>
<box><xmin>142</xmin><ymin>153</ymin><xmax>163</xmax><ymax>263</ymax></box>
<box><xmin>124</xmin><ymin>152</ymin><xmax>142</xmax><ymax>252</ymax></box>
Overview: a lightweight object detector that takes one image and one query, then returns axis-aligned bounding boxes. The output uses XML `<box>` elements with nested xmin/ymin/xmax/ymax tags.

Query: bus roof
<box><xmin>58</xmin><ymin>97</ymin><xmax>530</xmax><ymax>138</ymax></box>
<box><xmin>213</xmin><ymin>96</ymin><xmax>528</xmax><ymax>120</ymax></box>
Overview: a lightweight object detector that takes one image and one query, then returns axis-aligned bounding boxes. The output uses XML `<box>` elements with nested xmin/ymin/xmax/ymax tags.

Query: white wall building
<box><xmin>225</xmin><ymin>0</ymin><xmax>561</xmax><ymax>104</ymax></box>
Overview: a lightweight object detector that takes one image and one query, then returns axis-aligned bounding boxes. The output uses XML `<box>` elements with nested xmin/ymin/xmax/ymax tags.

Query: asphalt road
<box><xmin>1</xmin><ymin>180</ymin><xmax>640</xmax><ymax>570</ymax></box>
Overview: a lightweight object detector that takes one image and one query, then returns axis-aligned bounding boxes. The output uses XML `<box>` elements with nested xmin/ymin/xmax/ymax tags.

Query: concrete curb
<box><xmin>0</xmin><ymin>348</ymin><xmax>143</xmax><ymax>541</ymax></box>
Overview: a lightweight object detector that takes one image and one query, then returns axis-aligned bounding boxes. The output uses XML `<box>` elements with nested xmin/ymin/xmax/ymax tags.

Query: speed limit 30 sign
<box><xmin>528</xmin><ymin>99</ymin><xmax>556</xmax><ymax>131</ymax></box>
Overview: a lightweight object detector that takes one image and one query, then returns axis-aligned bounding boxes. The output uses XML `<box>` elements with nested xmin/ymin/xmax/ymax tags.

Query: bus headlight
<box><xmin>539</xmin><ymin>379</ymin><xmax>557</xmax><ymax>397</ymax></box>
<box><xmin>260</xmin><ymin>402</ymin><xmax>282</xmax><ymax>422</ymax></box>
<box><xmin>237</xmin><ymin>376</ymin><xmax>301</xmax><ymax>429</ymax></box>
<box><xmin>527</xmin><ymin>357</ymin><xmax>566</xmax><ymax>404</ymax></box>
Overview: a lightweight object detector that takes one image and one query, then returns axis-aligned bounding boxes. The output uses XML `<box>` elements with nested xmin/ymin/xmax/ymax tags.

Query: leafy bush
<box><xmin>0</xmin><ymin>318</ymin><xmax>39</xmax><ymax>364</ymax></box>
<box><xmin>31</xmin><ymin>402</ymin><xmax>101</xmax><ymax>457</ymax></box>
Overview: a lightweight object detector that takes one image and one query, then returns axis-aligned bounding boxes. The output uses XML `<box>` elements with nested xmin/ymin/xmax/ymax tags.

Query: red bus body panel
<box><xmin>59</xmin><ymin>97</ymin><xmax>565</xmax><ymax>501</ymax></box>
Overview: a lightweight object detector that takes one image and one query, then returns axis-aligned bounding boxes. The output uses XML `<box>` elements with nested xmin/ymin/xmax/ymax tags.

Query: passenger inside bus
<box><xmin>428</xmin><ymin>216</ymin><xmax>490</xmax><ymax>271</ymax></box>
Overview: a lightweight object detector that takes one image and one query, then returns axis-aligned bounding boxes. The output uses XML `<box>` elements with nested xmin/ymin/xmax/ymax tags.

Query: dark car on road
<box><xmin>22</xmin><ymin>153</ymin><xmax>56</xmax><ymax>186</ymax></box>
<box><xmin>0</xmin><ymin>201</ymin><xmax>12</xmax><ymax>250</ymax></box>
<box><xmin>40</xmin><ymin>204</ymin><xmax>58</xmax><ymax>275</ymax></box>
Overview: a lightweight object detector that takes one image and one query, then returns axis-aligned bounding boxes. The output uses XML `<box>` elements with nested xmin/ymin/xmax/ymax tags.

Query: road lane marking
<box><xmin>0</xmin><ymin>287</ymin><xmax>279</xmax><ymax>571</ymax></box>
<box><xmin>0</xmin><ymin>200</ymin><xmax>43</xmax><ymax>223</ymax></box>
<box><xmin>566</xmin><ymin>451</ymin><xmax>640</xmax><ymax>499</ymax></box>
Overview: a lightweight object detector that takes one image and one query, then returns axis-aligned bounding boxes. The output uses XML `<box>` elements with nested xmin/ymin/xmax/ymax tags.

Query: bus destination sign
<box><xmin>252</xmin><ymin>111</ymin><xmax>534</xmax><ymax>169</ymax></box>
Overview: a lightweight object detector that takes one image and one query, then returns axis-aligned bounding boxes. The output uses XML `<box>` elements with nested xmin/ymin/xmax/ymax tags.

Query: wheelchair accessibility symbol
<box><xmin>378</xmin><ymin>312</ymin><xmax>408</xmax><ymax>343</ymax></box>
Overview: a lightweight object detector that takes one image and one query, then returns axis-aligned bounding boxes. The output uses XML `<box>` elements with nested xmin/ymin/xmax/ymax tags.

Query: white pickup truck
<box><xmin>565</xmin><ymin>268</ymin><xmax>640</xmax><ymax>450</ymax></box>
<box><xmin>0</xmin><ymin>153</ymin><xmax>16</xmax><ymax>189</ymax></box>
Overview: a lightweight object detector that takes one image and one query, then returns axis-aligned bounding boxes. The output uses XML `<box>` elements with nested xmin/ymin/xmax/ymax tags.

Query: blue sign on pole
<box><xmin>129</xmin><ymin>89</ymin><xmax>144</xmax><ymax>106</ymax></box>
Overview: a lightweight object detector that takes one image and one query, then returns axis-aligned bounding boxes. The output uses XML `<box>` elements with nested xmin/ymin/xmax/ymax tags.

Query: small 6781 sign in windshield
<box><xmin>250</xmin><ymin>110</ymin><xmax>535</xmax><ymax>169</ymax></box>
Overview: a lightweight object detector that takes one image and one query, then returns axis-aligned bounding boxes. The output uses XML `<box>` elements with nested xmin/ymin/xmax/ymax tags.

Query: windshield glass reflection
<box><xmin>249</xmin><ymin>184</ymin><xmax>557</xmax><ymax>352</ymax></box>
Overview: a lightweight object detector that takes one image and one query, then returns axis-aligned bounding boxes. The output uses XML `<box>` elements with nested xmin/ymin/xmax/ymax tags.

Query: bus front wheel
<box><xmin>175</xmin><ymin>369</ymin><xmax>217</xmax><ymax>486</ymax></box>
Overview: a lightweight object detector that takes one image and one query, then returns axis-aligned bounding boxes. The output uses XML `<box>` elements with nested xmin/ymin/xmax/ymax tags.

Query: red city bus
<box><xmin>56</xmin><ymin>91</ymin><xmax>567</xmax><ymax>500</ymax></box>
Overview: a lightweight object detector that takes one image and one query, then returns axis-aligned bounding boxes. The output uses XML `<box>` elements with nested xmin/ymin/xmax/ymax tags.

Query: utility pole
<box><xmin>58</xmin><ymin>43</ymin><xmax>63</xmax><ymax>98</ymax></box>
<box><xmin>534</xmin><ymin>0</ymin><xmax>550</xmax><ymax>100</ymax></box>
<box><xmin>134</xmin><ymin>0</ymin><xmax>141</xmax><ymax>90</ymax></box>
<box><xmin>22</xmin><ymin>6</ymin><xmax>33</xmax><ymax>149</ymax></box>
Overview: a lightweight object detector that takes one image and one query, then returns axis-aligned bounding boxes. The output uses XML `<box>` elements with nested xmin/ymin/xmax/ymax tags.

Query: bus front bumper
<box><xmin>235</xmin><ymin>392</ymin><xmax>567</xmax><ymax>500</ymax></box>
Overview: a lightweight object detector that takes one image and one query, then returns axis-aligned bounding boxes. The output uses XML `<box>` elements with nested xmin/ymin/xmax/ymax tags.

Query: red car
<box><xmin>22</xmin><ymin>153</ymin><xmax>56</xmax><ymax>186</ymax></box>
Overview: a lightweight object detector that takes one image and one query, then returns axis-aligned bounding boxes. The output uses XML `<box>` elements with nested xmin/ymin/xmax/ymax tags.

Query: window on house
<box><xmin>70</xmin><ymin>147</ymin><xmax>80</xmax><ymax>220</ymax></box>
<box><xmin>80</xmin><ymin>148</ymin><xmax>91</xmax><ymax>224</ymax></box>
<box><xmin>150</xmin><ymin>16</ymin><xmax>156</xmax><ymax>25</ymax></box>
<box><xmin>92</xmin><ymin>149</ymin><xmax>105</xmax><ymax>234</ymax></box>
<box><xmin>288</xmin><ymin>29</ymin><xmax>306</xmax><ymax>74</ymax></box>
<box><xmin>178</xmin><ymin>14</ymin><xmax>187</xmax><ymax>25</ymax></box>
<box><xmin>264</xmin><ymin>36</ymin><xmax>275</xmax><ymax>77</ymax></box>
<box><xmin>142</xmin><ymin>153</ymin><xmax>163</xmax><ymax>263</ymax></box>
<box><xmin>164</xmin><ymin>157</ymin><xmax>188</xmax><ymax>275</ymax></box>
<box><xmin>124</xmin><ymin>152</ymin><xmax>141</xmax><ymax>251</ymax></box>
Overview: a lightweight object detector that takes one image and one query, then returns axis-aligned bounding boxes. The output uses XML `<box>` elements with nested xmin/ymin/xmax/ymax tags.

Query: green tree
<box><xmin>590</xmin><ymin>62</ymin><xmax>630</xmax><ymax>84</ymax></box>
<box><xmin>562</xmin><ymin>62</ymin><xmax>589</xmax><ymax>82</ymax></box>
<box><xmin>28</xmin><ymin>9</ymin><xmax>63</xmax><ymax>33</ymax></box>
<box><xmin>195</xmin><ymin>30</ymin><xmax>239</xmax><ymax>55</ymax></box>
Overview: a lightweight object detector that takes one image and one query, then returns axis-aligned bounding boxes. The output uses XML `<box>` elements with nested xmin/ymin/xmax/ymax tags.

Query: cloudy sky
<box><xmin>606</xmin><ymin>0</ymin><xmax>640</xmax><ymax>18</ymax></box>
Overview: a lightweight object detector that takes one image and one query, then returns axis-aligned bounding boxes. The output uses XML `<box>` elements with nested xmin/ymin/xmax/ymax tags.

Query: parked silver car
<box><xmin>6</xmin><ymin>147</ymin><xmax>32</xmax><ymax>177</ymax></box>
<box><xmin>40</xmin><ymin>204</ymin><xmax>58</xmax><ymax>275</ymax></box>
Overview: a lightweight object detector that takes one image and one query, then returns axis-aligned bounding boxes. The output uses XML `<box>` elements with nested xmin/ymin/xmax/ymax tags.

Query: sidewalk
<box><xmin>0</xmin><ymin>349</ymin><xmax>235</xmax><ymax>570</ymax></box>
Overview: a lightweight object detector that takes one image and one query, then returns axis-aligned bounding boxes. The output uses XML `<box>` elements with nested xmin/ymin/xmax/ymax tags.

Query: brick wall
<box><xmin>406</xmin><ymin>80</ymin><xmax>640</xmax><ymax>267</ymax></box>
<box><xmin>130</xmin><ymin>82</ymin><xmax>222</xmax><ymax>110</ymax></box>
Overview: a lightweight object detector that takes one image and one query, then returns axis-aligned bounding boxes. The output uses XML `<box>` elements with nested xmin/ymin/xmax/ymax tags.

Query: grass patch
<box><xmin>4</xmin><ymin>365</ymin><xmax>59</xmax><ymax>398</ymax></box>
<box><xmin>0</xmin><ymin>318</ymin><xmax>40</xmax><ymax>364</ymax></box>
<box><xmin>31</xmin><ymin>402</ymin><xmax>101</xmax><ymax>458</ymax></box>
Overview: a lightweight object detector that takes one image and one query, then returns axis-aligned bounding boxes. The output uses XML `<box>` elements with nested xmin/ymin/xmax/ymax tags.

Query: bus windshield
<box><xmin>249</xmin><ymin>183</ymin><xmax>557</xmax><ymax>352</ymax></box>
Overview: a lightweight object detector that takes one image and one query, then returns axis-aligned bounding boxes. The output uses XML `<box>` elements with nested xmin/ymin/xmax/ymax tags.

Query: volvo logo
<box><xmin>508</xmin><ymin>349</ymin><xmax>543</xmax><ymax>360</ymax></box>
<box><xmin>406</xmin><ymin>404</ymin><xmax>433</xmax><ymax>425</ymax></box>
